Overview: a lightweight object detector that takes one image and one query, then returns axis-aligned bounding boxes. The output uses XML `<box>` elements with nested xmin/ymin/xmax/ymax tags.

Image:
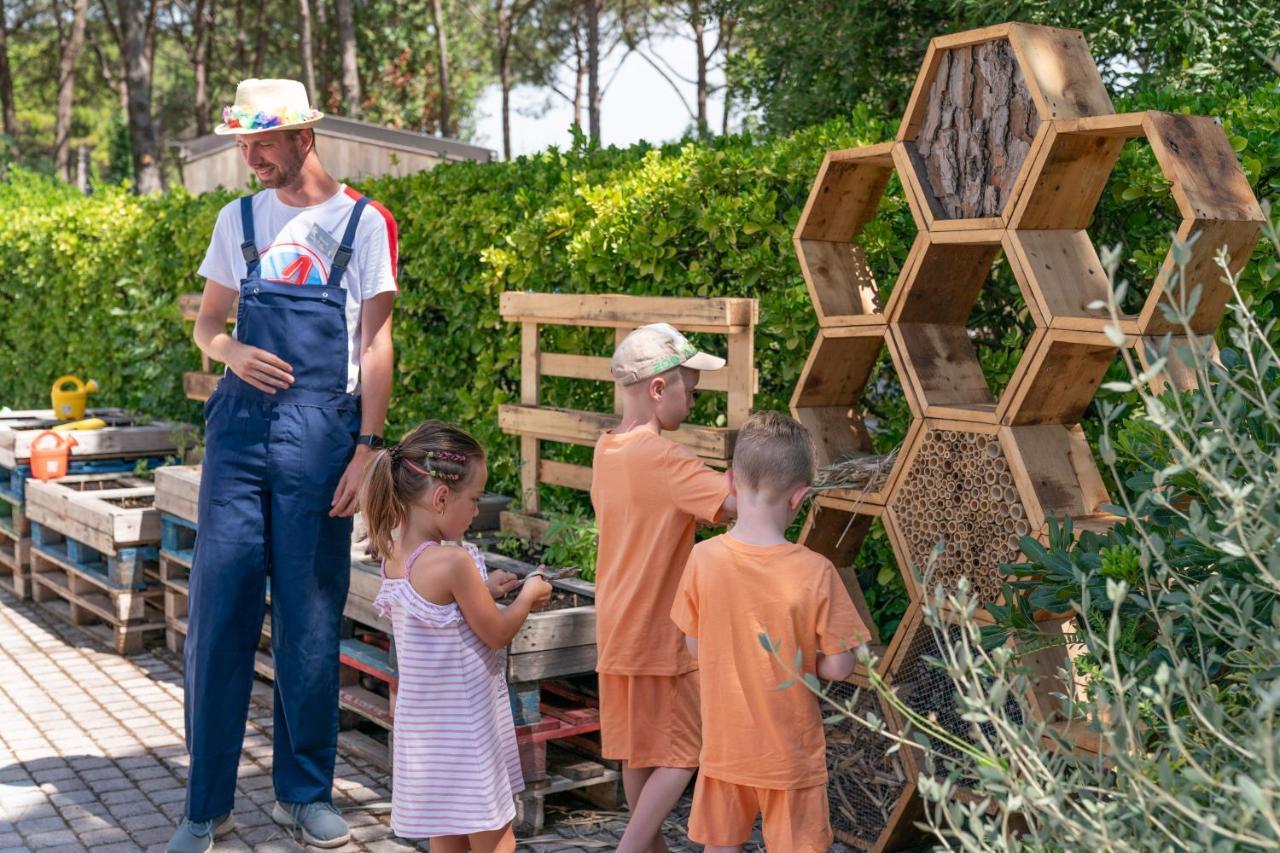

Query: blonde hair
<box><xmin>731</xmin><ymin>410</ymin><xmax>816</xmax><ymax>494</ymax></box>
<box><xmin>359</xmin><ymin>421</ymin><xmax>485</xmax><ymax>558</ymax></box>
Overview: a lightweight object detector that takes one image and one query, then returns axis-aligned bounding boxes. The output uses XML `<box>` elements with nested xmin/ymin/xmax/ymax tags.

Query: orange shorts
<box><xmin>689</xmin><ymin>775</ymin><xmax>832</xmax><ymax>852</ymax></box>
<box><xmin>598</xmin><ymin>671</ymin><xmax>700</xmax><ymax>768</ymax></box>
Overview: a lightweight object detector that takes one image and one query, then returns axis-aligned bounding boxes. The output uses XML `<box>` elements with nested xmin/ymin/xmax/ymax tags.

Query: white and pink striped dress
<box><xmin>373</xmin><ymin>540</ymin><xmax>524</xmax><ymax>838</ymax></box>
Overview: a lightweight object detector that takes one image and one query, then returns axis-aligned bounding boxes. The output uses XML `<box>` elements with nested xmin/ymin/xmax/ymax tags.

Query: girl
<box><xmin>363</xmin><ymin>421</ymin><xmax>552</xmax><ymax>852</ymax></box>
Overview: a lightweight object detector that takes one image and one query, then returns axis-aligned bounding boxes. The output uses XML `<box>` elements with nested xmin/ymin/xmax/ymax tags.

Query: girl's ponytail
<box><xmin>360</xmin><ymin>447</ymin><xmax>402</xmax><ymax>560</ymax></box>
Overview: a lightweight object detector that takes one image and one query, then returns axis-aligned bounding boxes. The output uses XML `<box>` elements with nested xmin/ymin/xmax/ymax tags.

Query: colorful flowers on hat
<box><xmin>220</xmin><ymin>104</ymin><xmax>318</xmax><ymax>131</ymax></box>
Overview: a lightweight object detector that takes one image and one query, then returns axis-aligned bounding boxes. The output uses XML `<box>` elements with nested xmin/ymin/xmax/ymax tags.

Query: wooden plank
<box><xmin>337</xmin><ymin>730</ymin><xmax>391</xmax><ymax>771</ymax></box>
<box><xmin>1000</xmin><ymin>424</ymin><xmax>1109</xmax><ymax>531</ymax></box>
<box><xmin>1007</xmin><ymin>122</ymin><xmax>1126</xmax><ymax>230</ymax></box>
<box><xmin>1145</xmin><ymin>112</ymin><xmax>1265</xmax><ymax>223</ymax></box>
<box><xmin>183</xmin><ymin>372</ymin><xmax>222</xmax><ymax>402</ymax></box>
<box><xmin>154</xmin><ymin>465</ymin><xmax>201</xmax><ymax>523</ymax></box>
<box><xmin>539</xmin><ymin>351</ymin><xmax>742</xmax><ymax>394</ymax></box>
<box><xmin>498</xmin><ymin>404</ymin><xmax>733</xmax><ymax>460</ymax></box>
<box><xmin>500</xmin><ymin>292</ymin><xmax>756</xmax><ymax>331</ymax></box>
<box><xmin>500</xmin><ymin>511</ymin><xmax>551</xmax><ymax>545</ymax></box>
<box><xmin>179</xmin><ymin>291</ymin><xmax>237</xmax><ymax>323</ymax></box>
<box><xmin>520</xmin><ymin>322</ymin><xmax>541</xmax><ymax>514</ymax></box>
<box><xmin>538</xmin><ymin>459</ymin><xmax>592</xmax><ymax>491</ymax></box>
<box><xmin>1139</xmin><ymin>216</ymin><xmax>1263</xmax><ymax>336</ymax></box>
<box><xmin>725</xmin><ymin>326</ymin><xmax>754</xmax><ymax>428</ymax></box>
<box><xmin>891</xmin><ymin>324</ymin><xmax>994</xmax><ymax>412</ymax></box>
<box><xmin>510</xmin><ymin>606</ymin><xmax>597</xmax><ymax>654</ymax></box>
<box><xmin>1</xmin><ymin>420</ymin><xmax>186</xmax><ymax>467</ymax></box>
<box><xmin>1007</xmin><ymin>23</ymin><xmax>1114</xmax><ymax>121</ymax></box>
<box><xmin>1005</xmin><ymin>229</ymin><xmax>1118</xmax><ymax>327</ymax></box>
<box><xmin>507</xmin><ymin>643</ymin><xmax>598</xmax><ymax>682</ymax></box>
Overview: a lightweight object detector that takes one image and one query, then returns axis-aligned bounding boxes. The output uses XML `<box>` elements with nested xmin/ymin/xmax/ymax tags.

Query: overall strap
<box><xmin>327</xmin><ymin>195</ymin><xmax>371</xmax><ymax>288</ymax></box>
<box><xmin>239</xmin><ymin>195</ymin><xmax>260</xmax><ymax>278</ymax></box>
<box><xmin>402</xmin><ymin>540</ymin><xmax>439</xmax><ymax>583</ymax></box>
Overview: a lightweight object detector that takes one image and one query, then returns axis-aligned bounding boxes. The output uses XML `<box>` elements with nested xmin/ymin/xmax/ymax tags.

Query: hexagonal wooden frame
<box><xmin>885</xmin><ymin>230</ymin><xmax>1045</xmax><ymax>424</ymax></box>
<box><xmin>1007</xmin><ymin>111</ymin><xmax>1266</xmax><ymax>335</ymax></box>
<box><xmin>996</xmin><ymin>327</ymin><xmax>1123</xmax><ymax>425</ymax></box>
<box><xmin>884</xmin><ymin>420</ymin><xmax>1112</xmax><ymax>605</ymax></box>
<box><xmin>894</xmin><ymin>22</ymin><xmax>1113</xmax><ymax>232</ymax></box>
<box><xmin>790</xmin><ymin>328</ymin><xmax>917</xmax><ymax>504</ymax></box>
<box><xmin>793</xmin><ymin>143</ymin><xmax>916</xmax><ymax>327</ymax></box>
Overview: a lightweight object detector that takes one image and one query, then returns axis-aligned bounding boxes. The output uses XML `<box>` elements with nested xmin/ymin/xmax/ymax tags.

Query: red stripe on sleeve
<box><xmin>343</xmin><ymin>186</ymin><xmax>399</xmax><ymax>291</ymax></box>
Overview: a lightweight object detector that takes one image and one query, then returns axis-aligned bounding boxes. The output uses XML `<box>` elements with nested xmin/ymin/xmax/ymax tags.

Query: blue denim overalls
<box><xmin>183</xmin><ymin>193</ymin><xmax>367</xmax><ymax>821</ymax></box>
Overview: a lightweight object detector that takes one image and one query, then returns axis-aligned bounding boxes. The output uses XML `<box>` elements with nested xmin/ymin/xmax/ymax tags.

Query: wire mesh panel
<box><xmin>824</xmin><ymin>679</ymin><xmax>912</xmax><ymax>849</ymax></box>
<box><xmin>888</xmin><ymin>607</ymin><xmax>1025</xmax><ymax>790</ymax></box>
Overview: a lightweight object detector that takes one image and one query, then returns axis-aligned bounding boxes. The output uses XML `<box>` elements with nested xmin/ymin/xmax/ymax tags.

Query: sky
<box><xmin>471</xmin><ymin>31</ymin><xmax>730</xmax><ymax>157</ymax></box>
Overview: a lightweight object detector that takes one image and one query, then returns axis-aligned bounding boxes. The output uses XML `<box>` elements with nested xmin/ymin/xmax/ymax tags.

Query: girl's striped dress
<box><xmin>373</xmin><ymin>540</ymin><xmax>524</xmax><ymax>837</ymax></box>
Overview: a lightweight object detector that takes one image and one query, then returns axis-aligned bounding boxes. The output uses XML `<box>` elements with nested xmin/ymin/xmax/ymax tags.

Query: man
<box><xmin>169</xmin><ymin>78</ymin><xmax>397</xmax><ymax>852</ymax></box>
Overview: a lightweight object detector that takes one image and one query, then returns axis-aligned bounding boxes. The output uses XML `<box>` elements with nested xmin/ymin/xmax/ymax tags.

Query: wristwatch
<box><xmin>356</xmin><ymin>434</ymin><xmax>386</xmax><ymax>449</ymax></box>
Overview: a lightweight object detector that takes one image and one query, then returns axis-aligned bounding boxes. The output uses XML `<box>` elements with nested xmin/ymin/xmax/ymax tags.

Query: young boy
<box><xmin>671</xmin><ymin>411</ymin><xmax>869</xmax><ymax>853</ymax></box>
<box><xmin>591</xmin><ymin>323</ymin><xmax>736</xmax><ymax>853</ymax></box>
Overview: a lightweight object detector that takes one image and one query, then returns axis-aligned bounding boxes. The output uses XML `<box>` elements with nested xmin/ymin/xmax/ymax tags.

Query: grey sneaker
<box><xmin>165</xmin><ymin>813</ymin><xmax>234</xmax><ymax>853</ymax></box>
<box><xmin>272</xmin><ymin>800</ymin><xmax>351</xmax><ymax>848</ymax></box>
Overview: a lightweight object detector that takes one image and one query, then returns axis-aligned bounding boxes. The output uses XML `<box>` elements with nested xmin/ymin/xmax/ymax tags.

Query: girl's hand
<box><xmin>518</xmin><ymin>575</ymin><xmax>553</xmax><ymax>611</ymax></box>
<box><xmin>485</xmin><ymin>570</ymin><xmax>520</xmax><ymax>599</ymax></box>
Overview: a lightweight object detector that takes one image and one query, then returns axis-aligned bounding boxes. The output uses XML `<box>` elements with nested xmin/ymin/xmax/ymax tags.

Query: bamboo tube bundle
<box><xmin>890</xmin><ymin>429</ymin><xmax>1028</xmax><ymax>602</ymax></box>
<box><xmin>824</xmin><ymin>679</ymin><xmax>910</xmax><ymax>847</ymax></box>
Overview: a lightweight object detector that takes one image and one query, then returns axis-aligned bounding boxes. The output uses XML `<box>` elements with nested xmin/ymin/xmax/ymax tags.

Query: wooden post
<box><xmin>520</xmin><ymin>322</ymin><xmax>541</xmax><ymax>515</ymax></box>
<box><xmin>725</xmin><ymin>324</ymin><xmax>754</xmax><ymax>427</ymax></box>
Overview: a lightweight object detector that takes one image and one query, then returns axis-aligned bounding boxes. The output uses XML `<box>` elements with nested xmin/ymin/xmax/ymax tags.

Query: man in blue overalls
<box><xmin>169</xmin><ymin>79</ymin><xmax>397</xmax><ymax>852</ymax></box>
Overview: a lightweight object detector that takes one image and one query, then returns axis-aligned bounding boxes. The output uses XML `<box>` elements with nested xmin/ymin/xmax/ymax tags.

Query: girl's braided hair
<box><xmin>359</xmin><ymin>421</ymin><xmax>485</xmax><ymax>559</ymax></box>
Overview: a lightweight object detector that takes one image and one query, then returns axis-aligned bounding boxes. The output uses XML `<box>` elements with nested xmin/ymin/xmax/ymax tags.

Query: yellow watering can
<box><xmin>51</xmin><ymin>375</ymin><xmax>98</xmax><ymax>421</ymax></box>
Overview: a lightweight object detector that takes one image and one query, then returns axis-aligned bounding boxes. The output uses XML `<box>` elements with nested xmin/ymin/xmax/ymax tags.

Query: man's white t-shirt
<box><xmin>198</xmin><ymin>185</ymin><xmax>398</xmax><ymax>394</ymax></box>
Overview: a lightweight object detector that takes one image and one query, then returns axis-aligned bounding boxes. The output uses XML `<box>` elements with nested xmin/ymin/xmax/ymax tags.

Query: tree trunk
<box><xmin>117</xmin><ymin>0</ymin><xmax>162</xmax><ymax>193</ymax></box>
<box><xmin>298</xmin><ymin>0</ymin><xmax>316</xmax><ymax>103</ymax></box>
<box><xmin>571</xmin><ymin>0</ymin><xmax>583</xmax><ymax>128</ymax></box>
<box><xmin>586</xmin><ymin>0</ymin><xmax>598</xmax><ymax>143</ymax></box>
<box><xmin>251</xmin><ymin>0</ymin><xmax>269</xmax><ymax>77</ymax></box>
<box><xmin>54</xmin><ymin>0</ymin><xmax>90</xmax><ymax>181</ymax></box>
<box><xmin>193</xmin><ymin>0</ymin><xmax>214</xmax><ymax>135</ymax></box>
<box><xmin>234</xmin><ymin>0</ymin><xmax>247</xmax><ymax>70</ymax></box>
<box><xmin>0</xmin><ymin>0</ymin><xmax>19</xmax><ymax>140</ymax></box>
<box><xmin>429</xmin><ymin>0</ymin><xmax>449</xmax><ymax>136</ymax></box>
<box><xmin>495</xmin><ymin>0</ymin><xmax>511</xmax><ymax>158</ymax></box>
<box><xmin>719</xmin><ymin>13</ymin><xmax>733</xmax><ymax>135</ymax></box>
<box><xmin>335</xmin><ymin>0</ymin><xmax>360</xmax><ymax>115</ymax></box>
<box><xmin>690</xmin><ymin>0</ymin><xmax>707</xmax><ymax>135</ymax></box>
<box><xmin>314</xmin><ymin>0</ymin><xmax>329</xmax><ymax>107</ymax></box>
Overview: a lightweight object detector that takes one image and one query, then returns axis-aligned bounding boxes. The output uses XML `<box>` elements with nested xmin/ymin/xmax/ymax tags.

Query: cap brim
<box><xmin>684</xmin><ymin>351</ymin><xmax>726</xmax><ymax>372</ymax></box>
<box><xmin>213</xmin><ymin>114</ymin><xmax>323</xmax><ymax>135</ymax></box>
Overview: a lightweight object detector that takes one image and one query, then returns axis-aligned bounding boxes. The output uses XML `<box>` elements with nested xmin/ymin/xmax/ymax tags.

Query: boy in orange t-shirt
<box><xmin>672</xmin><ymin>411</ymin><xmax>869</xmax><ymax>853</ymax></box>
<box><xmin>591</xmin><ymin>323</ymin><xmax>736</xmax><ymax>853</ymax></box>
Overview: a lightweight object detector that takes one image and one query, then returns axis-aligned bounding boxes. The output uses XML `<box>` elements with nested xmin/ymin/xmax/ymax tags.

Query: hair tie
<box><xmin>389</xmin><ymin>444</ymin><xmax>403</xmax><ymax>464</ymax></box>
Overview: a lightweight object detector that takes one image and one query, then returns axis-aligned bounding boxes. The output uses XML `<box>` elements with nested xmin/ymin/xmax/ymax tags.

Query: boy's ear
<box><xmin>788</xmin><ymin>483</ymin><xmax>812</xmax><ymax>512</ymax></box>
<box><xmin>725</xmin><ymin>467</ymin><xmax>737</xmax><ymax>496</ymax></box>
<box><xmin>647</xmin><ymin>375</ymin><xmax>666</xmax><ymax>401</ymax></box>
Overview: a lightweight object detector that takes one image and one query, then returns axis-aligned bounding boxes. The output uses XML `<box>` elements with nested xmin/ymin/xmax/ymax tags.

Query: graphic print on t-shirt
<box><xmin>259</xmin><ymin>241</ymin><xmax>332</xmax><ymax>286</ymax></box>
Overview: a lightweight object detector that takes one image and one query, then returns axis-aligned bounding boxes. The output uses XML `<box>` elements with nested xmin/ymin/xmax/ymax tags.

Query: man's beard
<box><xmin>259</xmin><ymin>155</ymin><xmax>303</xmax><ymax>189</ymax></box>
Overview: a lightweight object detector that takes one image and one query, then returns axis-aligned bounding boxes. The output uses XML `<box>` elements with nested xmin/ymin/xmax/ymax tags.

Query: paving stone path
<box><xmin>1</xmin><ymin>589</ymin><xmax>845</xmax><ymax>852</ymax></box>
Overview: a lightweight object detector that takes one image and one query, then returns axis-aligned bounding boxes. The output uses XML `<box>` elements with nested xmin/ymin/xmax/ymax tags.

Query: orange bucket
<box><xmin>30</xmin><ymin>431</ymin><xmax>77</xmax><ymax>480</ymax></box>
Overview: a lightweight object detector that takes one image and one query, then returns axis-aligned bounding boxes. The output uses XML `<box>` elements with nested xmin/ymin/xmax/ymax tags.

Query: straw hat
<box><xmin>214</xmin><ymin>79</ymin><xmax>323</xmax><ymax>135</ymax></box>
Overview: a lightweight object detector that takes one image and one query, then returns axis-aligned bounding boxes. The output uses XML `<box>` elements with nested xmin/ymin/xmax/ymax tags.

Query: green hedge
<box><xmin>1</xmin><ymin>84</ymin><xmax>1277</xmax><ymax>509</ymax></box>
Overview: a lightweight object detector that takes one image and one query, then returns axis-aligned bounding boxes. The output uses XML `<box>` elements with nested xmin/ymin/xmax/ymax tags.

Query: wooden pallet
<box><xmin>339</xmin><ymin>634</ymin><xmax>397</xmax><ymax>732</ymax></box>
<box><xmin>515</xmin><ymin>745</ymin><xmax>623</xmax><ymax>834</ymax></box>
<box><xmin>496</xmin><ymin>292</ymin><xmax>757</xmax><ymax>533</ymax></box>
<box><xmin>28</xmin><ymin>531</ymin><xmax>163</xmax><ymax>655</ymax></box>
<box><xmin>0</xmin><ymin>521</ymin><xmax>31</xmax><ymax>599</ymax></box>
<box><xmin>155</xmin><ymin>464</ymin><xmax>200</xmax><ymax>525</ymax></box>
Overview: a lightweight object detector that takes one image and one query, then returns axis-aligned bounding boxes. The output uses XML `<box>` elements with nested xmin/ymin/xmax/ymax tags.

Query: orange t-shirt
<box><xmin>671</xmin><ymin>534</ymin><xmax>869</xmax><ymax>789</ymax></box>
<box><xmin>591</xmin><ymin>428</ymin><xmax>729</xmax><ymax>676</ymax></box>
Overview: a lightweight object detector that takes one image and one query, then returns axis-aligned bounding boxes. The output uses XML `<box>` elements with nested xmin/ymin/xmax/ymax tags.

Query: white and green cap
<box><xmin>610</xmin><ymin>323</ymin><xmax>726</xmax><ymax>386</ymax></box>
